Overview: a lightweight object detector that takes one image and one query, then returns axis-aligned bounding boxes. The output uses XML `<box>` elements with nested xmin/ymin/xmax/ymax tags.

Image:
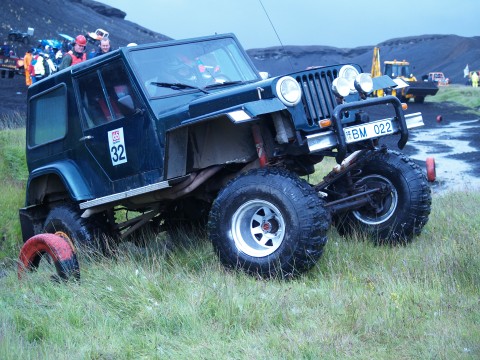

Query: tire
<box><xmin>18</xmin><ymin>233</ymin><xmax>80</xmax><ymax>281</ymax></box>
<box><xmin>426</xmin><ymin>157</ymin><xmax>436</xmax><ymax>182</ymax></box>
<box><xmin>333</xmin><ymin>150</ymin><xmax>431</xmax><ymax>244</ymax></box>
<box><xmin>208</xmin><ymin>168</ymin><xmax>330</xmax><ymax>278</ymax></box>
<box><xmin>414</xmin><ymin>96</ymin><xmax>425</xmax><ymax>104</ymax></box>
<box><xmin>43</xmin><ymin>204</ymin><xmax>109</xmax><ymax>256</ymax></box>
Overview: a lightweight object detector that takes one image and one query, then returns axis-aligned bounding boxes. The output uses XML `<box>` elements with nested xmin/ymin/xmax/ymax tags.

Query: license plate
<box><xmin>344</xmin><ymin>119</ymin><xmax>394</xmax><ymax>143</ymax></box>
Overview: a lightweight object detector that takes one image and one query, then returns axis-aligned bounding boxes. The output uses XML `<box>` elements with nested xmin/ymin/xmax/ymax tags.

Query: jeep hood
<box><xmin>161</xmin><ymin>79</ymin><xmax>286</xmax><ymax>130</ymax></box>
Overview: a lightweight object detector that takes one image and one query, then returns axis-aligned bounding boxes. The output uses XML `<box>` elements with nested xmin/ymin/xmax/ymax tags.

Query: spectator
<box><xmin>44</xmin><ymin>45</ymin><xmax>55</xmax><ymax>59</ymax></box>
<box><xmin>0</xmin><ymin>41</ymin><xmax>10</xmax><ymax>56</ymax></box>
<box><xmin>58</xmin><ymin>35</ymin><xmax>87</xmax><ymax>70</ymax></box>
<box><xmin>55</xmin><ymin>49</ymin><xmax>63</xmax><ymax>66</ymax></box>
<box><xmin>472</xmin><ymin>71</ymin><xmax>479</xmax><ymax>88</ymax></box>
<box><xmin>23</xmin><ymin>48</ymin><xmax>33</xmax><ymax>86</ymax></box>
<box><xmin>33</xmin><ymin>51</ymin><xmax>46</xmax><ymax>81</ymax></box>
<box><xmin>87</xmin><ymin>47</ymin><xmax>97</xmax><ymax>60</ymax></box>
<box><xmin>44</xmin><ymin>53</ymin><xmax>57</xmax><ymax>76</ymax></box>
<box><xmin>94</xmin><ymin>38</ymin><xmax>111</xmax><ymax>57</ymax></box>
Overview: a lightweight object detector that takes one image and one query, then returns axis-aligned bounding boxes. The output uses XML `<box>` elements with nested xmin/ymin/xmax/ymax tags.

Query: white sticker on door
<box><xmin>108</xmin><ymin>128</ymin><xmax>128</xmax><ymax>166</ymax></box>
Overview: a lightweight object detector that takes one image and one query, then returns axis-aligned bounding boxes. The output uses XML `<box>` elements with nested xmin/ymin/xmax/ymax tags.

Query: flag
<box><xmin>464</xmin><ymin>64</ymin><xmax>469</xmax><ymax>78</ymax></box>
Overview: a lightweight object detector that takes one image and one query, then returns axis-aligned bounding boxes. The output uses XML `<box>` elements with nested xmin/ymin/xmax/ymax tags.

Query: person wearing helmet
<box><xmin>58</xmin><ymin>35</ymin><xmax>87</xmax><ymax>70</ymax></box>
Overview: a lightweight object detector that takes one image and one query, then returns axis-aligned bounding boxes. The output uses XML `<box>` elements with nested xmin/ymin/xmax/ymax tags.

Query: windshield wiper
<box><xmin>205</xmin><ymin>80</ymin><xmax>243</xmax><ymax>89</ymax></box>
<box><xmin>150</xmin><ymin>82</ymin><xmax>209</xmax><ymax>94</ymax></box>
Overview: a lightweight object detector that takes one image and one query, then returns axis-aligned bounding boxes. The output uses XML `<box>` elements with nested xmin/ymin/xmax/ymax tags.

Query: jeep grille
<box><xmin>296</xmin><ymin>70</ymin><xmax>338</xmax><ymax>127</ymax></box>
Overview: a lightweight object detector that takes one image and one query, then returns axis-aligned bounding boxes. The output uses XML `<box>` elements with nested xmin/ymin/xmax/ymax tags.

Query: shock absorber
<box><xmin>251</xmin><ymin>124</ymin><xmax>268</xmax><ymax>167</ymax></box>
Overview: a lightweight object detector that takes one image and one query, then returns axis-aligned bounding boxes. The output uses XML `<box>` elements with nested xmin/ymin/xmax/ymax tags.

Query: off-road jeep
<box><xmin>19</xmin><ymin>34</ymin><xmax>431</xmax><ymax>277</ymax></box>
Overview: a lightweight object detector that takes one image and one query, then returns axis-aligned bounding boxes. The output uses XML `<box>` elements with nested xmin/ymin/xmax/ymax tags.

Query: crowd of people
<box><xmin>22</xmin><ymin>34</ymin><xmax>113</xmax><ymax>86</ymax></box>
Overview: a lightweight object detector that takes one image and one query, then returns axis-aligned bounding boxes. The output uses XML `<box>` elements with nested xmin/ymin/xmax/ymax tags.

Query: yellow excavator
<box><xmin>371</xmin><ymin>47</ymin><xmax>438</xmax><ymax>103</ymax></box>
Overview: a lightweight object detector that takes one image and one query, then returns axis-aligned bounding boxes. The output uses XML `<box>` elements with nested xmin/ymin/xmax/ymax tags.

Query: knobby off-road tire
<box><xmin>43</xmin><ymin>204</ymin><xmax>110</xmax><ymax>256</ymax></box>
<box><xmin>18</xmin><ymin>233</ymin><xmax>80</xmax><ymax>281</ymax></box>
<box><xmin>208</xmin><ymin>168</ymin><xmax>331</xmax><ymax>278</ymax></box>
<box><xmin>334</xmin><ymin>150</ymin><xmax>432</xmax><ymax>244</ymax></box>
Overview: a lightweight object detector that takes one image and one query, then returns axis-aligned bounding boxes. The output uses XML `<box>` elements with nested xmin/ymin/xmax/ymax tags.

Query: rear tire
<box><xmin>43</xmin><ymin>204</ymin><xmax>110</xmax><ymax>256</ymax></box>
<box><xmin>333</xmin><ymin>150</ymin><xmax>431</xmax><ymax>244</ymax></box>
<box><xmin>208</xmin><ymin>168</ymin><xmax>330</xmax><ymax>278</ymax></box>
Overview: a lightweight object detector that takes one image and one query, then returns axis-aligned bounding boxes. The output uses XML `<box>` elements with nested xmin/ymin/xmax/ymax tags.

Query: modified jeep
<box><xmin>19</xmin><ymin>34</ymin><xmax>431</xmax><ymax>277</ymax></box>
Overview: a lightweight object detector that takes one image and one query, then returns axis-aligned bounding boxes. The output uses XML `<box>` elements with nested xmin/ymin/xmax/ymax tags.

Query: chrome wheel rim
<box><xmin>232</xmin><ymin>200</ymin><xmax>285</xmax><ymax>257</ymax></box>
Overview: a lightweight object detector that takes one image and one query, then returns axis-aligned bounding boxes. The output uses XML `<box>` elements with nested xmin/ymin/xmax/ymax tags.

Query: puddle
<box><xmin>407</xmin><ymin>119</ymin><xmax>480</xmax><ymax>193</ymax></box>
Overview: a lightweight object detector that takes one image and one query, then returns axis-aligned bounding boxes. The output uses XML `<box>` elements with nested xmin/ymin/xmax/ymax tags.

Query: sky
<box><xmin>100</xmin><ymin>0</ymin><xmax>478</xmax><ymax>50</ymax></box>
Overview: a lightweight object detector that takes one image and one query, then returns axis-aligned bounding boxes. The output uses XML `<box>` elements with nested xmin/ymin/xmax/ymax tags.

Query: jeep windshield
<box><xmin>128</xmin><ymin>37</ymin><xmax>259</xmax><ymax>98</ymax></box>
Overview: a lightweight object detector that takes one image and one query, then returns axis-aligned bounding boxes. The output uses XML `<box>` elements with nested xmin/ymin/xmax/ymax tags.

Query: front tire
<box><xmin>208</xmin><ymin>168</ymin><xmax>330</xmax><ymax>278</ymax></box>
<box><xmin>333</xmin><ymin>150</ymin><xmax>431</xmax><ymax>244</ymax></box>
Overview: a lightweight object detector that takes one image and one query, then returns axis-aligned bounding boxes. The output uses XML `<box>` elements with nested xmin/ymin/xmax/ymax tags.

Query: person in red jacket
<box><xmin>58</xmin><ymin>35</ymin><xmax>87</xmax><ymax>70</ymax></box>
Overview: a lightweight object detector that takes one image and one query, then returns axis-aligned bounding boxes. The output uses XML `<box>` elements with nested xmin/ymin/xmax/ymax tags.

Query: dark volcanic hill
<box><xmin>1</xmin><ymin>0</ymin><xmax>479</xmax><ymax>119</ymax></box>
<box><xmin>1</xmin><ymin>0</ymin><xmax>172</xmax><ymax>55</ymax></box>
<box><xmin>247</xmin><ymin>34</ymin><xmax>480</xmax><ymax>85</ymax></box>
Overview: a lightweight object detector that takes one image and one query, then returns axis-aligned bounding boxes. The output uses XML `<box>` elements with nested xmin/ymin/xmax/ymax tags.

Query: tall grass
<box><xmin>0</xmin><ymin>120</ymin><xmax>27</xmax><ymax>259</ymax></box>
<box><xmin>0</xmin><ymin>192</ymin><xmax>479</xmax><ymax>359</ymax></box>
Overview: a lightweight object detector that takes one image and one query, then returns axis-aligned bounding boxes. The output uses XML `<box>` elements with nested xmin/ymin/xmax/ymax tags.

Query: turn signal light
<box><xmin>319</xmin><ymin>119</ymin><xmax>332</xmax><ymax>128</ymax></box>
<box><xmin>401</xmin><ymin>103</ymin><xmax>408</xmax><ymax>110</ymax></box>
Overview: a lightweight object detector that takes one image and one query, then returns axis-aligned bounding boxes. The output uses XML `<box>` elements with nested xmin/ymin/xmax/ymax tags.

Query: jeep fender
<box><xmin>174</xmin><ymin>98</ymin><xmax>287</xmax><ymax>129</ymax></box>
<box><xmin>25</xmin><ymin>159</ymin><xmax>93</xmax><ymax>206</ymax></box>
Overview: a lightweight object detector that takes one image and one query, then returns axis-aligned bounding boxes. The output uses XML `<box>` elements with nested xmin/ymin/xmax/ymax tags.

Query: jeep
<box><xmin>19</xmin><ymin>34</ymin><xmax>431</xmax><ymax>277</ymax></box>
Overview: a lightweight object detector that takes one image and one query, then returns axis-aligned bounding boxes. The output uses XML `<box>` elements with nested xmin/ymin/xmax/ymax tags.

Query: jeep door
<box><xmin>76</xmin><ymin>59</ymin><xmax>164</xmax><ymax>192</ymax></box>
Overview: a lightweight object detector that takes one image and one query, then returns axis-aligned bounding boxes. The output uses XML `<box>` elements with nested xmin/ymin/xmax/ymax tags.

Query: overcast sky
<box><xmin>100</xmin><ymin>0</ymin><xmax>478</xmax><ymax>50</ymax></box>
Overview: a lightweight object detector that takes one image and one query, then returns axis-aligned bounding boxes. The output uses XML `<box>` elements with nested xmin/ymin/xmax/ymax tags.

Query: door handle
<box><xmin>79</xmin><ymin>135</ymin><xmax>93</xmax><ymax>142</ymax></box>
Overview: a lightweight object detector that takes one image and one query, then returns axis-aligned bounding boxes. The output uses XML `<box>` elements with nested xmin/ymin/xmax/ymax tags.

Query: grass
<box><xmin>427</xmin><ymin>85</ymin><xmax>480</xmax><ymax>114</ymax></box>
<box><xmin>0</xmin><ymin>89</ymin><xmax>479</xmax><ymax>359</ymax></box>
<box><xmin>0</xmin><ymin>122</ymin><xmax>27</xmax><ymax>259</ymax></box>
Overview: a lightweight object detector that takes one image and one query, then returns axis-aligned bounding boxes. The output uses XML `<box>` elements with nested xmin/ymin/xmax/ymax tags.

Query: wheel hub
<box><xmin>353</xmin><ymin>175</ymin><xmax>398</xmax><ymax>225</ymax></box>
<box><xmin>261</xmin><ymin>218</ymin><xmax>279</xmax><ymax>234</ymax></box>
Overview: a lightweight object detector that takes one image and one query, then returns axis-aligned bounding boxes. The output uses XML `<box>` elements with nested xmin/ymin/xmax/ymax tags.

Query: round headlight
<box><xmin>276</xmin><ymin>76</ymin><xmax>302</xmax><ymax>106</ymax></box>
<box><xmin>354</xmin><ymin>73</ymin><xmax>373</xmax><ymax>94</ymax></box>
<box><xmin>332</xmin><ymin>77</ymin><xmax>350</xmax><ymax>97</ymax></box>
<box><xmin>338</xmin><ymin>65</ymin><xmax>360</xmax><ymax>94</ymax></box>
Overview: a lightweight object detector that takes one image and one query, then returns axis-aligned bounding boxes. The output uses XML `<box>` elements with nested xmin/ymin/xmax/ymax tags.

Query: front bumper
<box><xmin>305</xmin><ymin>96</ymin><xmax>422</xmax><ymax>163</ymax></box>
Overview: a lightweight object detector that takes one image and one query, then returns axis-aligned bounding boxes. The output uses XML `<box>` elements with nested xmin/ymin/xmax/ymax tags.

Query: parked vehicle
<box><xmin>427</xmin><ymin>72</ymin><xmax>449</xmax><ymax>86</ymax></box>
<box><xmin>19</xmin><ymin>34</ymin><xmax>432</xmax><ymax>279</ymax></box>
<box><xmin>0</xmin><ymin>53</ymin><xmax>24</xmax><ymax>78</ymax></box>
<box><xmin>87</xmin><ymin>28</ymin><xmax>109</xmax><ymax>44</ymax></box>
<box><xmin>371</xmin><ymin>47</ymin><xmax>438</xmax><ymax>103</ymax></box>
<box><xmin>8</xmin><ymin>27</ymin><xmax>34</xmax><ymax>44</ymax></box>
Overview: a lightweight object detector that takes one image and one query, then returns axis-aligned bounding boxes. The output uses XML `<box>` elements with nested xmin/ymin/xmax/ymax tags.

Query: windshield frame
<box><xmin>126</xmin><ymin>34</ymin><xmax>260</xmax><ymax>99</ymax></box>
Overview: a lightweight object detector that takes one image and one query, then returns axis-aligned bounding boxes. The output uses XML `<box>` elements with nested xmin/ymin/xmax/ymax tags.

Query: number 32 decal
<box><xmin>108</xmin><ymin>128</ymin><xmax>128</xmax><ymax>166</ymax></box>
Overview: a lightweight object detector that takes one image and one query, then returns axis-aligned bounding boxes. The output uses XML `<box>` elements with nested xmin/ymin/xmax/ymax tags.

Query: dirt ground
<box><xmin>381</xmin><ymin>101</ymin><xmax>480</xmax><ymax>194</ymax></box>
<box><xmin>1</xmin><ymin>76</ymin><xmax>479</xmax><ymax>194</ymax></box>
<box><xmin>0</xmin><ymin>74</ymin><xmax>28</xmax><ymax>119</ymax></box>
